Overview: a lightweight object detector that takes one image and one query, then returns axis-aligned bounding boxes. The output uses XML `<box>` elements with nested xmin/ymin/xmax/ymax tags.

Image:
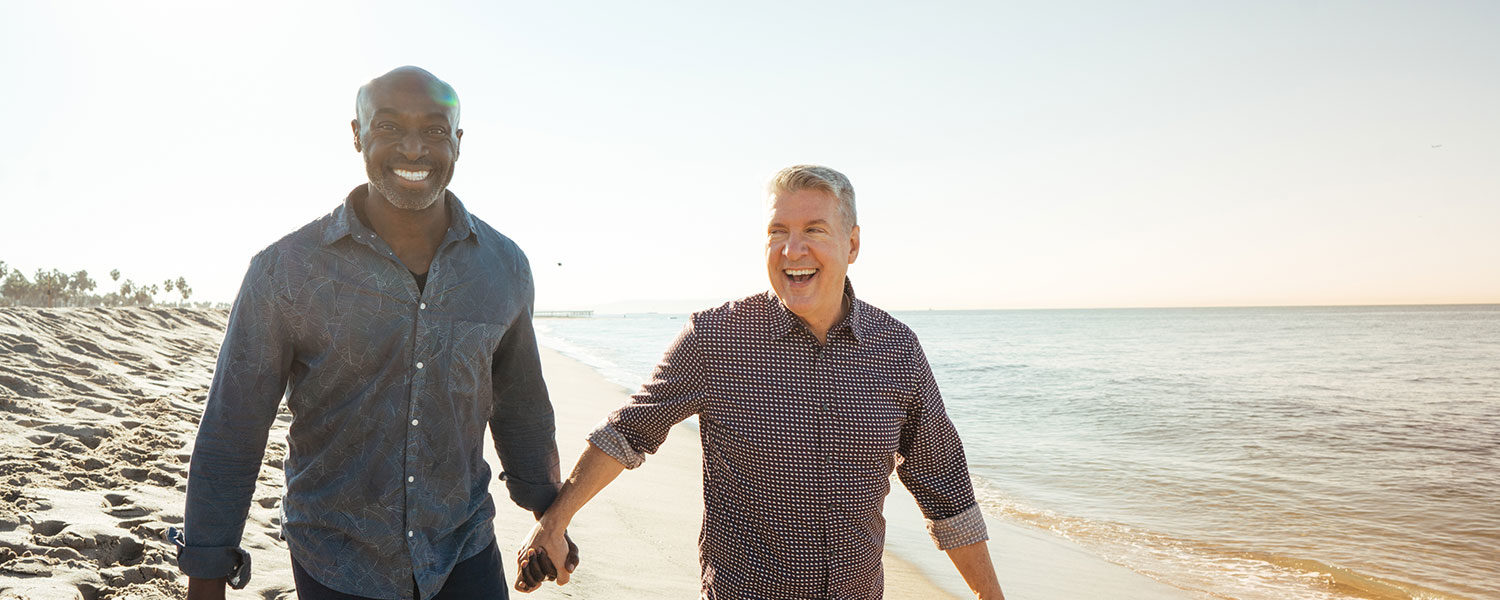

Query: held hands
<box><xmin>513</xmin><ymin>523</ymin><xmax>579</xmax><ymax>593</ymax></box>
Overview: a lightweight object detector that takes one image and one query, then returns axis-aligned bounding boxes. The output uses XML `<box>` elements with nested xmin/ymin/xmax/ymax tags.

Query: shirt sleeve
<box><xmin>896</xmin><ymin>337</ymin><xmax>989</xmax><ymax>551</ymax></box>
<box><xmin>587</xmin><ymin>316</ymin><xmax>708</xmax><ymax>469</ymax></box>
<box><xmin>489</xmin><ymin>286</ymin><xmax>562</xmax><ymax>514</ymax></box>
<box><xmin>179</xmin><ymin>251</ymin><xmax>294</xmax><ymax>586</ymax></box>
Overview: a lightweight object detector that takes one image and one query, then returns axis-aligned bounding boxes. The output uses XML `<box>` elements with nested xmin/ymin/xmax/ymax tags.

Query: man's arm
<box><xmin>515</xmin><ymin>443</ymin><xmax>626</xmax><ymax>591</ymax></box>
<box><xmin>896</xmin><ymin>337</ymin><xmax>1005</xmax><ymax>598</ymax></box>
<box><xmin>182</xmin><ymin>252</ymin><xmax>294</xmax><ymax>598</ymax></box>
<box><xmin>489</xmin><ymin>305</ymin><xmax>563</xmax><ymax>513</ymax></box>
<box><xmin>946</xmin><ymin>541</ymin><xmax>1005</xmax><ymax>599</ymax></box>
<box><xmin>513</xmin><ymin>316</ymin><xmax>711</xmax><ymax>592</ymax></box>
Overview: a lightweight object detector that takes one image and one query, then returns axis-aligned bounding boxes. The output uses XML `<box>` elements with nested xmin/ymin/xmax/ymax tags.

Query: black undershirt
<box><xmin>351</xmin><ymin>195</ymin><xmax>429</xmax><ymax>294</ymax></box>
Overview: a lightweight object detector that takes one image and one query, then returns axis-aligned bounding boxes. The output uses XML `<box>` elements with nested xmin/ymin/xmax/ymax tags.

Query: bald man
<box><xmin>175</xmin><ymin>66</ymin><xmax>574</xmax><ymax>600</ymax></box>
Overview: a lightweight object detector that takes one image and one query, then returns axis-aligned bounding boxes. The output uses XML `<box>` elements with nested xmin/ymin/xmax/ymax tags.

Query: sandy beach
<box><xmin>0</xmin><ymin>307</ymin><xmax>1202</xmax><ymax>599</ymax></box>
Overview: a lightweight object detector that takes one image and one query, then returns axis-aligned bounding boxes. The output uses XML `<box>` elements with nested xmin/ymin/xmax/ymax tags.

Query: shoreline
<box><xmin>0</xmin><ymin>307</ymin><xmax>1205</xmax><ymax>599</ymax></box>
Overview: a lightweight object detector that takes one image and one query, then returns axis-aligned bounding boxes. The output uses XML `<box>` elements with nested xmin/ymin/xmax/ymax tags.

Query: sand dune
<box><xmin>0</xmin><ymin>307</ymin><xmax>294</xmax><ymax>600</ymax></box>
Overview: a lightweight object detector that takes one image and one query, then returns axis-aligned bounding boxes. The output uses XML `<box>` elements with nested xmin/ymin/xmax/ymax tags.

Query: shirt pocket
<box><xmin>445</xmin><ymin>319</ymin><xmax>507</xmax><ymax>419</ymax></box>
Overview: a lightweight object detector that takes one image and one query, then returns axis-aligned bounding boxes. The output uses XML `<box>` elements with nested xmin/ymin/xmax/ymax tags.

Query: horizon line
<box><xmin>546</xmin><ymin>301</ymin><xmax>1500</xmax><ymax>315</ymax></box>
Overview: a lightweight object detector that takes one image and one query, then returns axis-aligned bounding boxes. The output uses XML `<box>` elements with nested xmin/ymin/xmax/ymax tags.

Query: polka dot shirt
<box><xmin>589</xmin><ymin>280</ymin><xmax>988</xmax><ymax>599</ymax></box>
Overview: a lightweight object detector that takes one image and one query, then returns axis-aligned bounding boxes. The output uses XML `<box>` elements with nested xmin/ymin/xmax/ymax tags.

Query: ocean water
<box><xmin>535</xmin><ymin>304</ymin><xmax>1500</xmax><ymax>600</ymax></box>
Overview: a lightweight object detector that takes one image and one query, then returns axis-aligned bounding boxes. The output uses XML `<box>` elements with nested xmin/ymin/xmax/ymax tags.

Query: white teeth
<box><xmin>785</xmin><ymin>269</ymin><xmax>816</xmax><ymax>276</ymax></box>
<box><xmin>393</xmin><ymin>169</ymin><xmax>430</xmax><ymax>182</ymax></box>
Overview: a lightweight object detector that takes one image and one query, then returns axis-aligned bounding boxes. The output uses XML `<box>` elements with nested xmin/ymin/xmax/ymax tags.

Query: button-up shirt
<box><xmin>589</xmin><ymin>280</ymin><xmax>987</xmax><ymax>599</ymax></box>
<box><xmin>180</xmin><ymin>186</ymin><xmax>560</xmax><ymax>600</ymax></box>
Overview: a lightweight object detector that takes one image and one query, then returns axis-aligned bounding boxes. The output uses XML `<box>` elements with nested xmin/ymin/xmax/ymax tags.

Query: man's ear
<box><xmin>847</xmin><ymin>225</ymin><xmax>860</xmax><ymax>265</ymax></box>
<box><xmin>454</xmin><ymin>128</ymin><xmax>463</xmax><ymax>159</ymax></box>
<box><xmin>350</xmin><ymin>119</ymin><xmax>362</xmax><ymax>152</ymax></box>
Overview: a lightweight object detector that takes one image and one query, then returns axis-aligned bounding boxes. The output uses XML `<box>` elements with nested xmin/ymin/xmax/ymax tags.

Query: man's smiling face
<box><xmin>352</xmin><ymin>70</ymin><xmax>462</xmax><ymax>211</ymax></box>
<box><xmin>765</xmin><ymin>188</ymin><xmax>860</xmax><ymax>331</ymax></box>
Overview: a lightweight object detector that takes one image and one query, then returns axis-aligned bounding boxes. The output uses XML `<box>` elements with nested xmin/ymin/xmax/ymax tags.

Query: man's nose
<box><xmin>782</xmin><ymin>234</ymin><xmax>808</xmax><ymax>259</ymax></box>
<box><xmin>397</xmin><ymin>131</ymin><xmax>425</xmax><ymax>160</ymax></box>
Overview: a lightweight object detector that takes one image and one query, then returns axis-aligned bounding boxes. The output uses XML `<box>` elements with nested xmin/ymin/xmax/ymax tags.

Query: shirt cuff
<box><xmin>500</xmin><ymin>473</ymin><xmax>562</xmax><ymax>514</ymax></box>
<box><xmin>167</xmin><ymin>527</ymin><xmax>252</xmax><ymax>589</ymax></box>
<box><xmin>587</xmin><ymin>421</ymin><xmax>645</xmax><ymax>470</ymax></box>
<box><xmin>926</xmin><ymin>504</ymin><xmax>989</xmax><ymax>550</ymax></box>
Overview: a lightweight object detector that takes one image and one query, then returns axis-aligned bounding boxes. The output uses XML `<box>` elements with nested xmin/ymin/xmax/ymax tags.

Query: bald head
<box><xmin>355</xmin><ymin>66</ymin><xmax>460</xmax><ymax>128</ymax></box>
<box><xmin>351</xmin><ymin>66</ymin><xmax>464</xmax><ymax>212</ymax></box>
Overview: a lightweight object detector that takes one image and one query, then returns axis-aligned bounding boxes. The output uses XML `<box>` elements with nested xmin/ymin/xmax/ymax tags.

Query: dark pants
<box><xmin>291</xmin><ymin>540</ymin><xmax>509</xmax><ymax>600</ymax></box>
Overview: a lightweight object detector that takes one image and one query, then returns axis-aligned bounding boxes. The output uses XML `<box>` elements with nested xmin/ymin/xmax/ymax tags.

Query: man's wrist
<box><xmin>538</xmin><ymin>510</ymin><xmax>572</xmax><ymax>532</ymax></box>
<box><xmin>186</xmin><ymin>577</ymin><xmax>228</xmax><ymax>600</ymax></box>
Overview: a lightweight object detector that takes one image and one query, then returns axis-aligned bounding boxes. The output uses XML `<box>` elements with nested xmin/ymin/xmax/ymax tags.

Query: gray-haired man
<box><xmin>517</xmin><ymin>165</ymin><xmax>1004</xmax><ymax>599</ymax></box>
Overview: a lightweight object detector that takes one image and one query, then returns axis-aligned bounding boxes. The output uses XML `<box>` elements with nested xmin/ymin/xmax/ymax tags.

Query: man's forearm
<box><xmin>540</xmin><ymin>443</ymin><xmax>626</xmax><ymax>529</ymax></box>
<box><xmin>516</xmin><ymin>442</ymin><xmax>627</xmax><ymax>591</ymax></box>
<box><xmin>945</xmin><ymin>540</ymin><xmax>1004</xmax><ymax>599</ymax></box>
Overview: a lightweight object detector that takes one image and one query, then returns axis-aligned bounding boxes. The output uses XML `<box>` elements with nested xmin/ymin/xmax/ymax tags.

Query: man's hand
<box><xmin>514</xmin><ymin>525</ymin><xmax>578</xmax><ymax>592</ymax></box>
<box><xmin>513</xmin><ymin>443</ymin><xmax>627</xmax><ymax>592</ymax></box>
<box><xmin>186</xmin><ymin>577</ymin><xmax>227</xmax><ymax>600</ymax></box>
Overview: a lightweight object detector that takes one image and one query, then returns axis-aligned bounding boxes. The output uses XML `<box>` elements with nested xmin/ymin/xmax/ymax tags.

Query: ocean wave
<box><xmin>968</xmin><ymin>478</ymin><xmax>1475</xmax><ymax>600</ymax></box>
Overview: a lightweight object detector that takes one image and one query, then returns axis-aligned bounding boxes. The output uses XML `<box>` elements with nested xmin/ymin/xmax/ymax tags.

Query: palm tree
<box><xmin>2</xmin><ymin>270</ymin><xmax>31</xmax><ymax>305</ymax></box>
<box><xmin>175</xmin><ymin>276</ymin><xmax>193</xmax><ymax>302</ymax></box>
<box><xmin>67</xmin><ymin>271</ymin><xmax>97</xmax><ymax>306</ymax></box>
<box><xmin>34</xmin><ymin>269</ymin><xmax>69</xmax><ymax>308</ymax></box>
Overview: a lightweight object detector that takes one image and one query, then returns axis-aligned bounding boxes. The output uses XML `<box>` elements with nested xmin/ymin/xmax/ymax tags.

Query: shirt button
<box><xmin>408</xmin><ymin>476</ymin><xmax>415</xmax><ymax>483</ymax></box>
<box><xmin>416</xmin><ymin>361</ymin><xmax>424</xmax><ymax>369</ymax></box>
<box><xmin>419</xmin><ymin>302</ymin><xmax>427</xmax><ymax>310</ymax></box>
<box><xmin>407</xmin><ymin>530</ymin><xmax>414</xmax><ymax>538</ymax></box>
<box><xmin>411</xmin><ymin>419</ymin><xmax>419</xmax><ymax>426</ymax></box>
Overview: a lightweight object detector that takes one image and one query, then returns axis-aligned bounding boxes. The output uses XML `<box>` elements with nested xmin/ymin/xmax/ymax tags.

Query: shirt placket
<box><xmin>810</xmin><ymin>338</ymin><xmax>836</xmax><ymax>594</ymax></box>
<box><xmin>404</xmin><ymin>243</ymin><xmax>454</xmax><ymax>599</ymax></box>
<box><xmin>350</xmin><ymin>229</ymin><xmax>426</xmax><ymax>598</ymax></box>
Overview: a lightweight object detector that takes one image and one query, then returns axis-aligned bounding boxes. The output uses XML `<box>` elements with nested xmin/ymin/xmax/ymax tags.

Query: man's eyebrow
<box><xmin>767</xmin><ymin>218</ymin><xmax>832</xmax><ymax>229</ymax></box>
<box><xmin>370</xmin><ymin>108</ymin><xmax>455</xmax><ymax>123</ymax></box>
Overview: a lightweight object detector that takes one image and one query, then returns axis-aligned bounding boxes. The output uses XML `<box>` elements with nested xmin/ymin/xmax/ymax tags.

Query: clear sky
<box><xmin>2</xmin><ymin>1</ymin><xmax>1496</xmax><ymax>311</ymax></box>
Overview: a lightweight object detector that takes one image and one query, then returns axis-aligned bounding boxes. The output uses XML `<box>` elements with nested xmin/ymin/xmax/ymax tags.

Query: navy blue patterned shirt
<box><xmin>180</xmin><ymin>186</ymin><xmax>560</xmax><ymax>600</ymax></box>
<box><xmin>589</xmin><ymin>280</ymin><xmax>988</xmax><ymax>599</ymax></box>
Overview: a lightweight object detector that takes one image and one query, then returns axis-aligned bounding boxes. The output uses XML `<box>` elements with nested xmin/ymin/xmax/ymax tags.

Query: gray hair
<box><xmin>766</xmin><ymin>165</ymin><xmax>857</xmax><ymax>232</ymax></box>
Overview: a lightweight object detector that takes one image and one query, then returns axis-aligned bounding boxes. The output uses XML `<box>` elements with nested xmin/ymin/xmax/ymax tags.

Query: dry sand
<box><xmin>0</xmin><ymin>307</ymin><xmax>1202</xmax><ymax>599</ymax></box>
<box><xmin>0</xmin><ymin>308</ymin><xmax>261</xmax><ymax>600</ymax></box>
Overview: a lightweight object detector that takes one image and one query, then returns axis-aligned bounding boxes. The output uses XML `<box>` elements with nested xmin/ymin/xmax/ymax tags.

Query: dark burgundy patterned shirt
<box><xmin>589</xmin><ymin>280</ymin><xmax>987</xmax><ymax>599</ymax></box>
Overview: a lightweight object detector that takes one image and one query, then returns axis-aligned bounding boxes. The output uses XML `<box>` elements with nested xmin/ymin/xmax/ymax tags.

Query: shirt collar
<box><xmin>322</xmin><ymin>184</ymin><xmax>478</xmax><ymax>247</ymax></box>
<box><xmin>768</xmin><ymin>277</ymin><xmax>868</xmax><ymax>344</ymax></box>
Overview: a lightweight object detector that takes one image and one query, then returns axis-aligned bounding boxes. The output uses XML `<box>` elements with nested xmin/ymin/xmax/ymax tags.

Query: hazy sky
<box><xmin>2</xmin><ymin>1</ymin><xmax>1496</xmax><ymax>311</ymax></box>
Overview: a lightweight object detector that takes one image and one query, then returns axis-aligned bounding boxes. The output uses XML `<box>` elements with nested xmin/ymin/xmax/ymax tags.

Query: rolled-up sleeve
<box><xmin>180</xmin><ymin>251</ymin><xmax>294</xmax><ymax>584</ymax></box>
<box><xmin>587</xmin><ymin>317</ymin><xmax>708</xmax><ymax>469</ymax></box>
<box><xmin>896</xmin><ymin>338</ymin><xmax>989</xmax><ymax>550</ymax></box>
<box><xmin>489</xmin><ymin>280</ymin><xmax>562</xmax><ymax>514</ymax></box>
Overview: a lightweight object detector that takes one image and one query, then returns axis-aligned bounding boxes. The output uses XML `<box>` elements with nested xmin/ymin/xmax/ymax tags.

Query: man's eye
<box><xmin>377</xmin><ymin>123</ymin><xmax>397</xmax><ymax>131</ymax></box>
<box><xmin>426</xmin><ymin>128</ymin><xmax>446</xmax><ymax>135</ymax></box>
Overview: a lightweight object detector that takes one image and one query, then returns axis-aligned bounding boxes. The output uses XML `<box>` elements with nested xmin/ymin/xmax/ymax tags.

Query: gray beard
<box><xmin>371</xmin><ymin>178</ymin><xmax>443</xmax><ymax>211</ymax></box>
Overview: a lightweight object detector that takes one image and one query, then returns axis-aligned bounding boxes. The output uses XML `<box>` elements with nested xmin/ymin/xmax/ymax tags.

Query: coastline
<box><xmin>0</xmin><ymin>307</ymin><xmax>1203</xmax><ymax>599</ymax></box>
